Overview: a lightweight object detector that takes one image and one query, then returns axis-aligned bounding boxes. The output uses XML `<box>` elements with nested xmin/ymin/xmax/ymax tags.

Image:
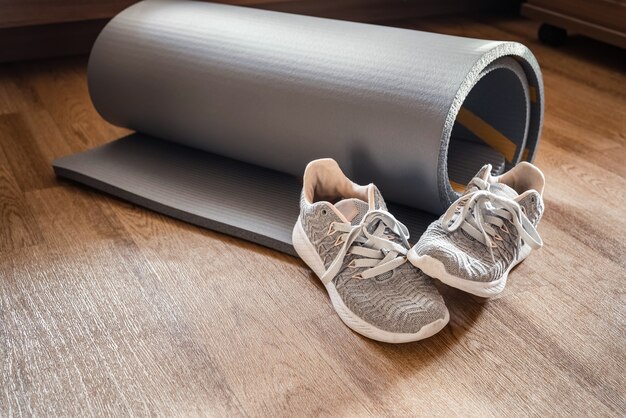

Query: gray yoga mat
<box><xmin>54</xmin><ymin>0</ymin><xmax>544</xmax><ymax>254</ymax></box>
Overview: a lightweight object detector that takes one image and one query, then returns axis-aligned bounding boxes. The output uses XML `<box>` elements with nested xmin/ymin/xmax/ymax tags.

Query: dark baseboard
<box><xmin>0</xmin><ymin>19</ymin><xmax>109</xmax><ymax>63</ymax></box>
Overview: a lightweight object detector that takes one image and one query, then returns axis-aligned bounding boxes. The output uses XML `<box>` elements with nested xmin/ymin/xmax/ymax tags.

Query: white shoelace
<box><xmin>320</xmin><ymin>210</ymin><xmax>410</xmax><ymax>284</ymax></box>
<box><xmin>442</xmin><ymin>188</ymin><xmax>542</xmax><ymax>261</ymax></box>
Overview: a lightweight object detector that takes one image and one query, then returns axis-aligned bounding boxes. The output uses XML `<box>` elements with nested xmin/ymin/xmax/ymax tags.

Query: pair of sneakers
<box><xmin>293</xmin><ymin>158</ymin><xmax>545</xmax><ymax>343</ymax></box>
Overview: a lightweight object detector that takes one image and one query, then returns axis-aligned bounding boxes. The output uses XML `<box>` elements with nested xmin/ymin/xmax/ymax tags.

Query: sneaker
<box><xmin>408</xmin><ymin>162</ymin><xmax>545</xmax><ymax>297</ymax></box>
<box><xmin>293</xmin><ymin>158</ymin><xmax>449</xmax><ymax>343</ymax></box>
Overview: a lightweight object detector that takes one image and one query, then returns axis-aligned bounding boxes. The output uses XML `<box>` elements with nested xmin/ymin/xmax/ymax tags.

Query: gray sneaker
<box><xmin>293</xmin><ymin>158</ymin><xmax>449</xmax><ymax>343</ymax></box>
<box><xmin>408</xmin><ymin>162</ymin><xmax>545</xmax><ymax>297</ymax></box>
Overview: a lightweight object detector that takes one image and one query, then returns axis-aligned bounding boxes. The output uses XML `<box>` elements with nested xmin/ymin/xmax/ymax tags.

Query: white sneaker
<box><xmin>293</xmin><ymin>158</ymin><xmax>449</xmax><ymax>343</ymax></box>
<box><xmin>408</xmin><ymin>162</ymin><xmax>545</xmax><ymax>297</ymax></box>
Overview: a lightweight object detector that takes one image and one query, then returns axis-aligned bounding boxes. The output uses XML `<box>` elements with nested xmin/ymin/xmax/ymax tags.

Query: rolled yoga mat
<box><xmin>54</xmin><ymin>0</ymin><xmax>544</xmax><ymax>255</ymax></box>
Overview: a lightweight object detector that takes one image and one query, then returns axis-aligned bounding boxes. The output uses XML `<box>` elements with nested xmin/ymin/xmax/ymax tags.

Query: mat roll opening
<box><xmin>448</xmin><ymin>57</ymin><xmax>531</xmax><ymax>191</ymax></box>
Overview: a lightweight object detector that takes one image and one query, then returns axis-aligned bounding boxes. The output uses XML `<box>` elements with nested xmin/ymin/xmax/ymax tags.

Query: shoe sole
<box><xmin>407</xmin><ymin>245</ymin><xmax>532</xmax><ymax>298</ymax></box>
<box><xmin>292</xmin><ymin>217</ymin><xmax>449</xmax><ymax>343</ymax></box>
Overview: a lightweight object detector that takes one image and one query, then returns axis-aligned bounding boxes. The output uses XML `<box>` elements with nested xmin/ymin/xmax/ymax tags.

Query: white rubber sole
<box><xmin>293</xmin><ymin>218</ymin><xmax>449</xmax><ymax>343</ymax></box>
<box><xmin>407</xmin><ymin>245</ymin><xmax>532</xmax><ymax>298</ymax></box>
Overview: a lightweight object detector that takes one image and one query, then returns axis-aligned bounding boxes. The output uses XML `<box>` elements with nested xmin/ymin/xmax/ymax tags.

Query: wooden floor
<box><xmin>1</xmin><ymin>13</ymin><xmax>625</xmax><ymax>417</ymax></box>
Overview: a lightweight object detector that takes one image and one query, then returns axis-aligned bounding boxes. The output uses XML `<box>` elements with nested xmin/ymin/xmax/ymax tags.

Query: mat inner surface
<box><xmin>448</xmin><ymin>65</ymin><xmax>530</xmax><ymax>190</ymax></box>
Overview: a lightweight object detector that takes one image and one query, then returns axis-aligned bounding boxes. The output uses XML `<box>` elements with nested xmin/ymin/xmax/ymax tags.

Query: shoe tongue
<box><xmin>464</xmin><ymin>164</ymin><xmax>493</xmax><ymax>194</ymax></box>
<box><xmin>369</xmin><ymin>185</ymin><xmax>388</xmax><ymax>211</ymax></box>
<box><xmin>475</xmin><ymin>164</ymin><xmax>493</xmax><ymax>182</ymax></box>
<box><xmin>489</xmin><ymin>182</ymin><xmax>518</xmax><ymax>199</ymax></box>
<box><xmin>335</xmin><ymin>198</ymin><xmax>369</xmax><ymax>225</ymax></box>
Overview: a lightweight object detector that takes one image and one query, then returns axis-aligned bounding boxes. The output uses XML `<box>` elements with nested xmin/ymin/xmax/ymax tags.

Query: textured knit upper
<box><xmin>299</xmin><ymin>187</ymin><xmax>447</xmax><ymax>334</ymax></box>
<box><xmin>412</xmin><ymin>165</ymin><xmax>544</xmax><ymax>283</ymax></box>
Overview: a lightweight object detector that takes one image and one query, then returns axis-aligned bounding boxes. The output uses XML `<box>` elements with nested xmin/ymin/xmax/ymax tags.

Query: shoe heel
<box><xmin>292</xmin><ymin>217</ymin><xmax>326</xmax><ymax>278</ymax></box>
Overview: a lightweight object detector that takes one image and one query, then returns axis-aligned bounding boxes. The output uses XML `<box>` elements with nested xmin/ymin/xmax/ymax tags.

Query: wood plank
<box><xmin>24</xmin><ymin>186</ymin><xmax>130</xmax><ymax>248</ymax></box>
<box><xmin>0</xmin><ymin>66</ymin><xmax>37</xmax><ymax>114</ymax></box>
<box><xmin>0</xmin><ymin>149</ymin><xmax>42</xmax><ymax>252</ymax></box>
<box><xmin>8</xmin><ymin>58</ymin><xmax>130</xmax><ymax>151</ymax></box>
<box><xmin>489</xmin><ymin>285</ymin><xmax>626</xmax><ymax>413</ymax></box>
<box><xmin>0</xmin><ymin>113</ymin><xmax>58</xmax><ymax>191</ymax></box>
<box><xmin>0</xmin><ymin>240</ymin><xmax>247</xmax><ymax>416</ymax></box>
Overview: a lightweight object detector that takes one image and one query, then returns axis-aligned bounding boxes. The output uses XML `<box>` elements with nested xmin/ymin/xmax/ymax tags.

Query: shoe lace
<box><xmin>441</xmin><ymin>188</ymin><xmax>542</xmax><ymax>261</ymax></box>
<box><xmin>320</xmin><ymin>210</ymin><xmax>410</xmax><ymax>284</ymax></box>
